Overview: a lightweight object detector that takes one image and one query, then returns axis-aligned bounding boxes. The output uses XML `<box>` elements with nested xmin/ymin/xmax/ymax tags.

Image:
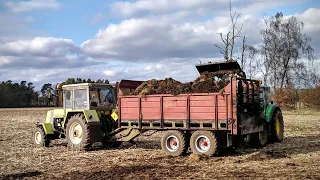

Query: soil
<box><xmin>0</xmin><ymin>108</ymin><xmax>319</xmax><ymax>179</ymax></box>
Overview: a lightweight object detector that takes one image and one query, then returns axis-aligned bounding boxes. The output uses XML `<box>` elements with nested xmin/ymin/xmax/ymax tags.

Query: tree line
<box><xmin>0</xmin><ymin>78</ymin><xmax>110</xmax><ymax>108</ymax></box>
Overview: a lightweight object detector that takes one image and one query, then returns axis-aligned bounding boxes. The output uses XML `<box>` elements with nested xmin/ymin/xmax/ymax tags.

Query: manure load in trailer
<box><xmin>121</xmin><ymin>60</ymin><xmax>246</xmax><ymax>96</ymax></box>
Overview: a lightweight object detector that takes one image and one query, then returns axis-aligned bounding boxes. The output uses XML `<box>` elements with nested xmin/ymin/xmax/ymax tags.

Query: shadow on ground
<box><xmin>47</xmin><ymin>134</ymin><xmax>320</xmax><ymax>159</ymax></box>
<box><xmin>1</xmin><ymin>171</ymin><xmax>42</xmax><ymax>180</ymax></box>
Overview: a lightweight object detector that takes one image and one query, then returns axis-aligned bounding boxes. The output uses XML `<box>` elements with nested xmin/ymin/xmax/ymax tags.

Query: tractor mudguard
<box><xmin>265</xmin><ymin>104</ymin><xmax>280</xmax><ymax>123</ymax></box>
<box><xmin>62</xmin><ymin>110</ymin><xmax>100</xmax><ymax>128</ymax></box>
<box><xmin>37</xmin><ymin>122</ymin><xmax>54</xmax><ymax>135</ymax></box>
<box><xmin>82</xmin><ymin>110</ymin><xmax>100</xmax><ymax>122</ymax></box>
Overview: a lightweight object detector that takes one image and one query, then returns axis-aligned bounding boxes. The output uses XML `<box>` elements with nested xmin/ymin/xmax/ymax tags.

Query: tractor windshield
<box><xmin>90</xmin><ymin>87</ymin><xmax>114</xmax><ymax>108</ymax></box>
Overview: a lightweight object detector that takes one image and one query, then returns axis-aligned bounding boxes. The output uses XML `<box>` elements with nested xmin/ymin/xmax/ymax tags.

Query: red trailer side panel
<box><xmin>118</xmin><ymin>77</ymin><xmax>238</xmax><ymax>134</ymax></box>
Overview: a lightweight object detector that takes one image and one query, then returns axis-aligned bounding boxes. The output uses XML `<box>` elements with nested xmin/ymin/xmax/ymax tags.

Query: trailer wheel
<box><xmin>33</xmin><ymin>126</ymin><xmax>50</xmax><ymax>147</ymax></box>
<box><xmin>270</xmin><ymin>110</ymin><xmax>284</xmax><ymax>142</ymax></box>
<box><xmin>190</xmin><ymin>131</ymin><xmax>217</xmax><ymax>156</ymax></box>
<box><xmin>66</xmin><ymin>114</ymin><xmax>91</xmax><ymax>150</ymax></box>
<box><xmin>161</xmin><ymin>131</ymin><xmax>188</xmax><ymax>156</ymax></box>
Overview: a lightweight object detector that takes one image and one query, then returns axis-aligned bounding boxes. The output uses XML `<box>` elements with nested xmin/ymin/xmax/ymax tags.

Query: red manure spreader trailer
<box><xmin>113</xmin><ymin>61</ymin><xmax>283</xmax><ymax>156</ymax></box>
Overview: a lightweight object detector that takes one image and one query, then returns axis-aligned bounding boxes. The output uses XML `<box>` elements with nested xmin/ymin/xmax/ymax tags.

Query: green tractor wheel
<box><xmin>249</xmin><ymin>123</ymin><xmax>268</xmax><ymax>147</ymax></box>
<box><xmin>270</xmin><ymin>110</ymin><xmax>284</xmax><ymax>142</ymax></box>
<box><xmin>33</xmin><ymin>126</ymin><xmax>50</xmax><ymax>147</ymax></box>
<box><xmin>66</xmin><ymin>114</ymin><xmax>91</xmax><ymax>150</ymax></box>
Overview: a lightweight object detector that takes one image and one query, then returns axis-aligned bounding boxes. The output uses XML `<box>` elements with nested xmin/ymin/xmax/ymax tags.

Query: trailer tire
<box><xmin>161</xmin><ymin>130</ymin><xmax>188</xmax><ymax>156</ymax></box>
<box><xmin>66</xmin><ymin>114</ymin><xmax>91</xmax><ymax>151</ymax></box>
<box><xmin>33</xmin><ymin>126</ymin><xmax>50</xmax><ymax>147</ymax></box>
<box><xmin>270</xmin><ymin>110</ymin><xmax>284</xmax><ymax>143</ymax></box>
<box><xmin>190</xmin><ymin>131</ymin><xmax>217</xmax><ymax>156</ymax></box>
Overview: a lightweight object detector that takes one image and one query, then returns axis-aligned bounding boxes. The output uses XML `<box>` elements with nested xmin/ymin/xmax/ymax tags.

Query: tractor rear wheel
<box><xmin>33</xmin><ymin>126</ymin><xmax>50</xmax><ymax>147</ymax></box>
<box><xmin>270</xmin><ymin>110</ymin><xmax>284</xmax><ymax>142</ymax></box>
<box><xmin>161</xmin><ymin>130</ymin><xmax>188</xmax><ymax>156</ymax></box>
<box><xmin>190</xmin><ymin>131</ymin><xmax>217</xmax><ymax>156</ymax></box>
<box><xmin>66</xmin><ymin>114</ymin><xmax>91</xmax><ymax>150</ymax></box>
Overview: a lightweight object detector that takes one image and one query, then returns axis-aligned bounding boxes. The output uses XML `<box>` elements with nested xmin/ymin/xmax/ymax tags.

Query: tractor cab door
<box><xmin>64</xmin><ymin>90</ymin><xmax>72</xmax><ymax>109</ymax></box>
<box><xmin>73</xmin><ymin>88</ymin><xmax>89</xmax><ymax>109</ymax></box>
<box><xmin>260</xmin><ymin>86</ymin><xmax>272</xmax><ymax>110</ymax></box>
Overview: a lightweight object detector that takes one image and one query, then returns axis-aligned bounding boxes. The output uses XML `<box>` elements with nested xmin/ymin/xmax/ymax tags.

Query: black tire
<box><xmin>33</xmin><ymin>126</ymin><xmax>50</xmax><ymax>147</ymax></box>
<box><xmin>161</xmin><ymin>130</ymin><xmax>188</xmax><ymax>156</ymax></box>
<box><xmin>190</xmin><ymin>131</ymin><xmax>217</xmax><ymax>156</ymax></box>
<box><xmin>270</xmin><ymin>110</ymin><xmax>284</xmax><ymax>142</ymax></box>
<box><xmin>66</xmin><ymin>114</ymin><xmax>91</xmax><ymax>150</ymax></box>
<box><xmin>249</xmin><ymin>123</ymin><xmax>268</xmax><ymax>147</ymax></box>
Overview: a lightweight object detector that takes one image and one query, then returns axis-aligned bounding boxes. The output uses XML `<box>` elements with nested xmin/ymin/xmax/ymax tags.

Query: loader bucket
<box><xmin>195</xmin><ymin>60</ymin><xmax>246</xmax><ymax>78</ymax></box>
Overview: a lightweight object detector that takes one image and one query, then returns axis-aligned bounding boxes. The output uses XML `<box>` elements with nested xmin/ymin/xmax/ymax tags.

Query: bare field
<box><xmin>0</xmin><ymin>108</ymin><xmax>319</xmax><ymax>180</ymax></box>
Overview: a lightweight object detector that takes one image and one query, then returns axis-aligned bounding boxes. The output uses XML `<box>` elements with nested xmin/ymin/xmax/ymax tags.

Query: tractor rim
<box><xmin>165</xmin><ymin>135</ymin><xmax>179</xmax><ymax>152</ymax></box>
<box><xmin>69</xmin><ymin>122</ymin><xmax>83</xmax><ymax>145</ymax></box>
<box><xmin>34</xmin><ymin>132</ymin><xmax>42</xmax><ymax>144</ymax></box>
<box><xmin>195</xmin><ymin>135</ymin><xmax>210</xmax><ymax>153</ymax></box>
<box><xmin>276</xmin><ymin>118</ymin><xmax>281</xmax><ymax>135</ymax></box>
<box><xmin>259</xmin><ymin>128</ymin><xmax>267</xmax><ymax>144</ymax></box>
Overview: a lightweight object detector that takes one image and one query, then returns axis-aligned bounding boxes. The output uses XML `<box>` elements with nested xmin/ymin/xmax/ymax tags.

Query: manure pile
<box><xmin>125</xmin><ymin>71</ymin><xmax>239</xmax><ymax>96</ymax></box>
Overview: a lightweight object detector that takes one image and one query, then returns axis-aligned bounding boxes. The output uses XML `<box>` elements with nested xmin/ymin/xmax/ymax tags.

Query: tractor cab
<box><xmin>62</xmin><ymin>83</ymin><xmax>116</xmax><ymax>111</ymax></box>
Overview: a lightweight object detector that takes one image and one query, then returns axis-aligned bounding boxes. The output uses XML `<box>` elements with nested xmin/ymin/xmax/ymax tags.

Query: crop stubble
<box><xmin>0</xmin><ymin>108</ymin><xmax>319</xmax><ymax>179</ymax></box>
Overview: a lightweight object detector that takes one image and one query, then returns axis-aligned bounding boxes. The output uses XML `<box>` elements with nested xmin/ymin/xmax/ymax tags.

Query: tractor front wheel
<box><xmin>33</xmin><ymin>126</ymin><xmax>50</xmax><ymax>147</ymax></box>
<box><xmin>66</xmin><ymin>114</ymin><xmax>91</xmax><ymax>150</ymax></box>
<box><xmin>249</xmin><ymin>123</ymin><xmax>268</xmax><ymax>147</ymax></box>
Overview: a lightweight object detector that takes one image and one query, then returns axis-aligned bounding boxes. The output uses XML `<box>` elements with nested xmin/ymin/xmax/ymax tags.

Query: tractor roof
<box><xmin>62</xmin><ymin>83</ymin><xmax>113</xmax><ymax>89</ymax></box>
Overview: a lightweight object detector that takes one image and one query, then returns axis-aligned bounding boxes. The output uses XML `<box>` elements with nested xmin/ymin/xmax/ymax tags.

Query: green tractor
<box><xmin>33</xmin><ymin>83</ymin><xmax>120</xmax><ymax>150</ymax></box>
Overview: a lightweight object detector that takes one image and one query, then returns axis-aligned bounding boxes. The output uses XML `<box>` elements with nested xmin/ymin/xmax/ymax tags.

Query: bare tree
<box><xmin>260</xmin><ymin>12</ymin><xmax>314</xmax><ymax>88</ymax></box>
<box><xmin>215</xmin><ymin>0</ymin><xmax>244</xmax><ymax>61</ymax></box>
<box><xmin>241</xmin><ymin>36</ymin><xmax>246</xmax><ymax>69</ymax></box>
<box><xmin>245</xmin><ymin>45</ymin><xmax>259</xmax><ymax>79</ymax></box>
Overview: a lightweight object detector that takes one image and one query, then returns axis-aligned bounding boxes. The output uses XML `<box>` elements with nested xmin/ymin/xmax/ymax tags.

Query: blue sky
<box><xmin>0</xmin><ymin>0</ymin><xmax>319</xmax><ymax>88</ymax></box>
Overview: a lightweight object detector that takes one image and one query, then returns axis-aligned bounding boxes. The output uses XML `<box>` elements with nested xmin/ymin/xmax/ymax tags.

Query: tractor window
<box><xmin>90</xmin><ymin>87</ymin><xmax>114</xmax><ymax>107</ymax></box>
<box><xmin>65</xmin><ymin>91</ymin><xmax>72</xmax><ymax>108</ymax></box>
<box><xmin>74</xmin><ymin>89</ymin><xmax>88</xmax><ymax>109</ymax></box>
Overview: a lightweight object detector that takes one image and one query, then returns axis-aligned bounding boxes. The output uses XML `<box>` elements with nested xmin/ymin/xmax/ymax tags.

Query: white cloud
<box><xmin>103</xmin><ymin>70</ymin><xmax>116</xmax><ymax>76</ymax></box>
<box><xmin>80</xmin><ymin>17</ymin><xmax>225</xmax><ymax>60</ymax></box>
<box><xmin>0</xmin><ymin>37</ymin><xmax>77</xmax><ymax>57</ymax></box>
<box><xmin>0</xmin><ymin>56</ymin><xmax>10</xmax><ymax>65</ymax></box>
<box><xmin>111</xmin><ymin>0</ymin><xmax>217</xmax><ymax>17</ymax></box>
<box><xmin>111</xmin><ymin>0</ymin><xmax>298</xmax><ymax>18</ymax></box>
<box><xmin>294</xmin><ymin>8</ymin><xmax>320</xmax><ymax>58</ymax></box>
<box><xmin>4</xmin><ymin>0</ymin><xmax>61</xmax><ymax>13</ymax></box>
